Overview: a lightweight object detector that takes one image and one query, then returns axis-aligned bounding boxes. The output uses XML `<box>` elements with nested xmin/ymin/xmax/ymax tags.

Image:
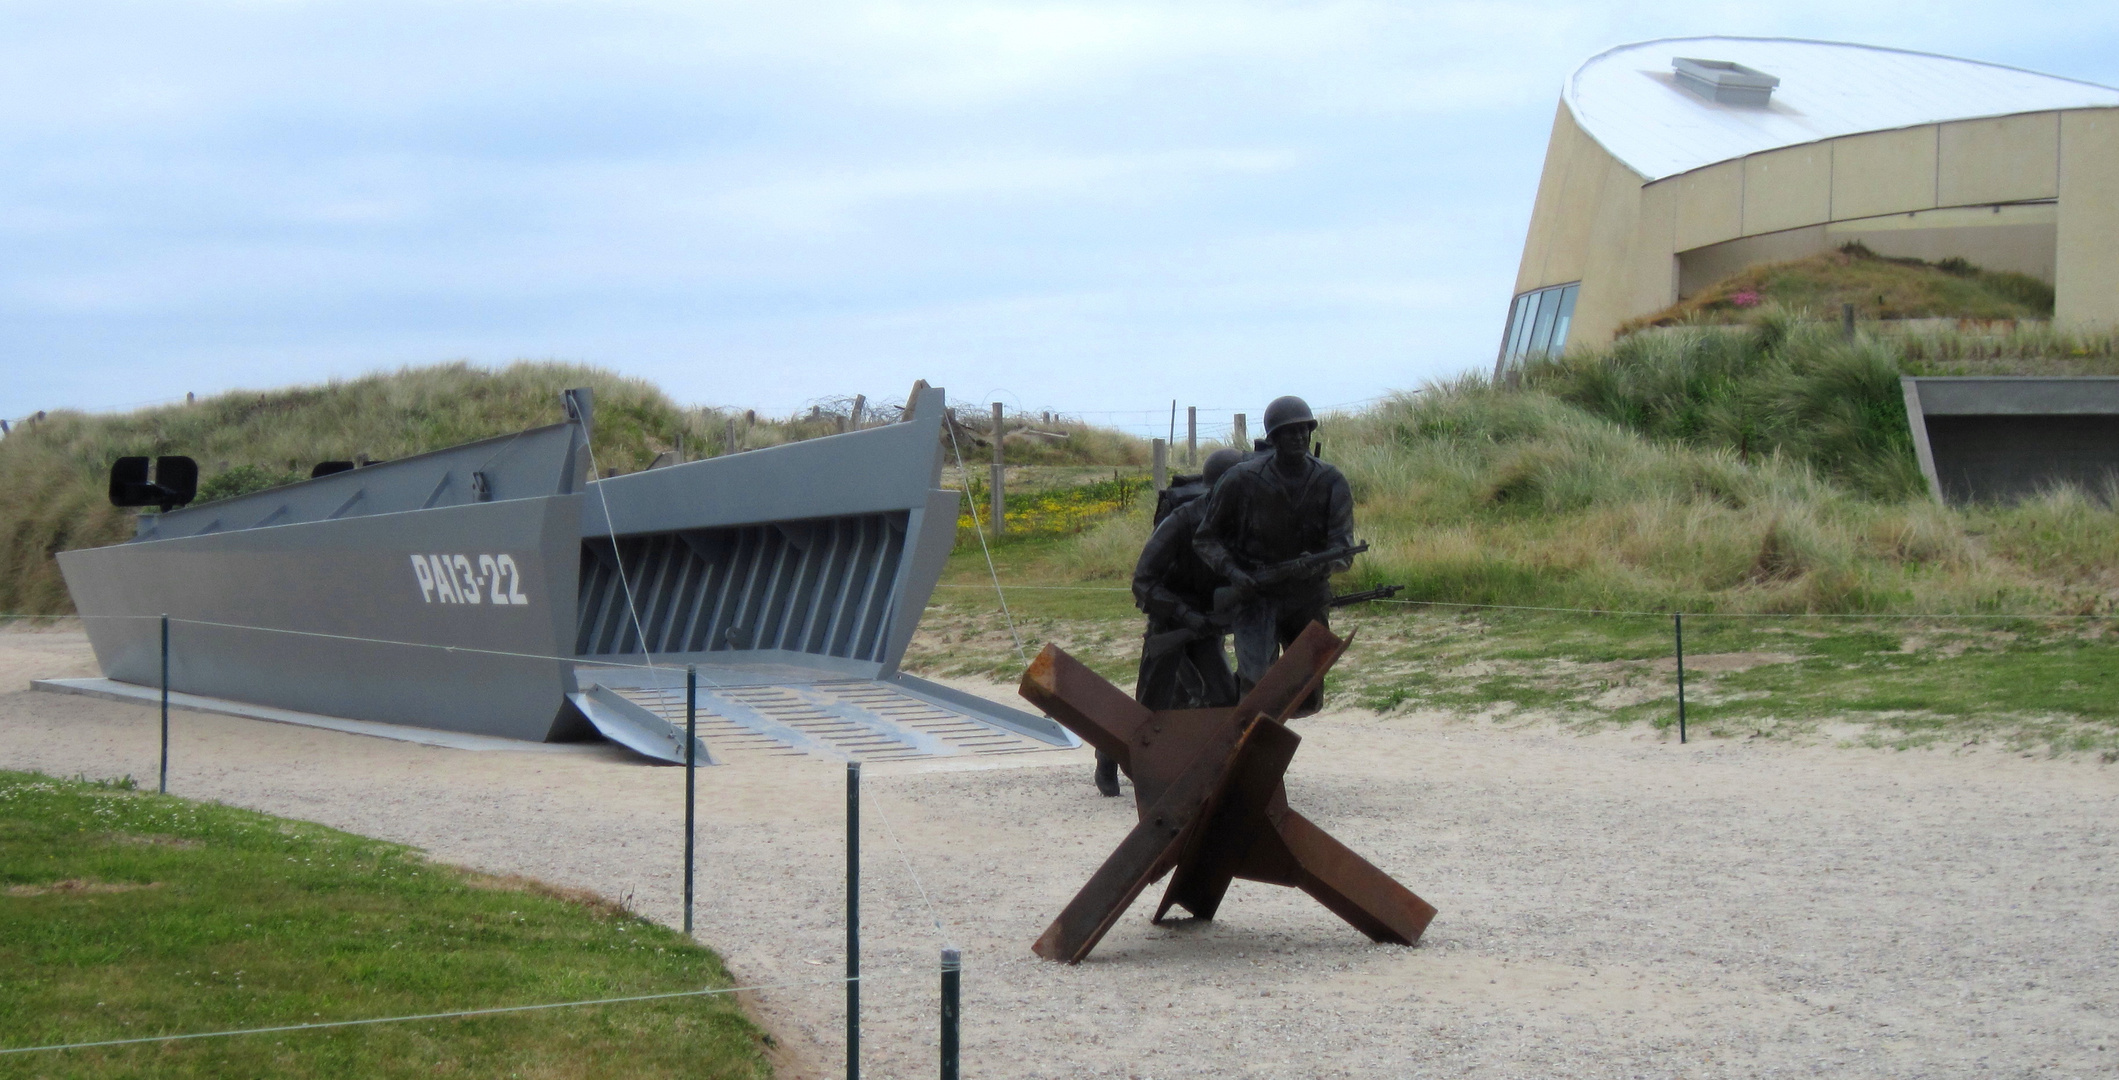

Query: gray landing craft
<box><xmin>57</xmin><ymin>383</ymin><xmax>1075</xmax><ymax>764</ymax></box>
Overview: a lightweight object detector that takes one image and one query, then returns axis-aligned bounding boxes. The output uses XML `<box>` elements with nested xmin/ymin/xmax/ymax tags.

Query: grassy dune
<box><xmin>1620</xmin><ymin>243</ymin><xmax>2065</xmax><ymax>330</ymax></box>
<box><xmin>0</xmin><ymin>363</ymin><xmax>1148</xmax><ymax>616</ymax></box>
<box><xmin>0</xmin><ymin>364</ymin><xmax>705</xmax><ymax>615</ymax></box>
<box><xmin>946</xmin><ymin>314</ymin><xmax>2119</xmax><ymax>620</ymax></box>
<box><xmin>905</xmin><ymin>311</ymin><xmax>2117</xmax><ymax>753</ymax></box>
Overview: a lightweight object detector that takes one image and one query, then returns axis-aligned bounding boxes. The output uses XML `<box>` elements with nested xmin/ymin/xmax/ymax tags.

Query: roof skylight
<box><xmin>1672</xmin><ymin>57</ymin><xmax>1780</xmax><ymax>106</ymax></box>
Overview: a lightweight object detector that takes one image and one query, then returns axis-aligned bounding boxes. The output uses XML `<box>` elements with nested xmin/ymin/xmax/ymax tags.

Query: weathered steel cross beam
<box><xmin>1019</xmin><ymin>623</ymin><xmax>1436</xmax><ymax>963</ymax></box>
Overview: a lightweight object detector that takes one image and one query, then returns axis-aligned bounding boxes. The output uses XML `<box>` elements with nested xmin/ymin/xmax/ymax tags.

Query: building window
<box><xmin>1495</xmin><ymin>282</ymin><xmax>1579</xmax><ymax>374</ymax></box>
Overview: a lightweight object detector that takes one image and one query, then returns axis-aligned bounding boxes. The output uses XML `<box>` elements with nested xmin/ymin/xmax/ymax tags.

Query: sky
<box><xmin>5</xmin><ymin>1</ymin><xmax>2116</xmax><ymax>436</ymax></box>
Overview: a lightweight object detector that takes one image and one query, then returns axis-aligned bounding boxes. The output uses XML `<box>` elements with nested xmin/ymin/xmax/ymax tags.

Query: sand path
<box><xmin>2</xmin><ymin>626</ymin><xmax>2114</xmax><ymax>1078</ymax></box>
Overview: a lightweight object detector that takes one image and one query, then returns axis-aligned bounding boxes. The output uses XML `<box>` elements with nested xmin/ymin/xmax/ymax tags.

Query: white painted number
<box><xmin>410</xmin><ymin>553</ymin><xmax>532</xmax><ymax>606</ymax></box>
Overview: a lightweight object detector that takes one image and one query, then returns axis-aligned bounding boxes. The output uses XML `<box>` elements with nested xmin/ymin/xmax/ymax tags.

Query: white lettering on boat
<box><xmin>409</xmin><ymin>553</ymin><xmax>531</xmax><ymax>606</ymax></box>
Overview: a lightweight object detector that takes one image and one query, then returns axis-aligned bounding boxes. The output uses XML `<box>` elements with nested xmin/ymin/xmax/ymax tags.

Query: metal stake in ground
<box><xmin>847</xmin><ymin>760</ymin><xmax>861</xmax><ymax>1080</ymax></box>
<box><xmin>1674</xmin><ymin>612</ymin><xmax>1688</xmax><ymax>744</ymax></box>
<box><xmin>939</xmin><ymin>947</ymin><xmax>960</xmax><ymax>1080</ymax></box>
<box><xmin>990</xmin><ymin>402</ymin><xmax>1005</xmax><ymax>538</ymax></box>
<box><xmin>685</xmin><ymin>663</ymin><xmax>697</xmax><ymax>937</ymax></box>
<box><xmin>159</xmin><ymin>613</ymin><xmax>169</xmax><ymax>794</ymax></box>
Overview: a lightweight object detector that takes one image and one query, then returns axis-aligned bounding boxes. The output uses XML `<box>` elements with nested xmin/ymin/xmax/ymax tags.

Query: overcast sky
<box><xmin>5</xmin><ymin>1</ymin><xmax>2116</xmax><ymax>434</ymax></box>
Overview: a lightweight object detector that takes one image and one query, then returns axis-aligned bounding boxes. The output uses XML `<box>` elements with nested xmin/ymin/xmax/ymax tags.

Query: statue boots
<box><xmin>1093</xmin><ymin>750</ymin><xmax>1122</xmax><ymax>797</ymax></box>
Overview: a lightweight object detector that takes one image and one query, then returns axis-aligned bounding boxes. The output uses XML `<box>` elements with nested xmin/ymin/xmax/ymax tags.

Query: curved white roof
<box><xmin>1566</xmin><ymin>37</ymin><xmax>2119</xmax><ymax>182</ymax></box>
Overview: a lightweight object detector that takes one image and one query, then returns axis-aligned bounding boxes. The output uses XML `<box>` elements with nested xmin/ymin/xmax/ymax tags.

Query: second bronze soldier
<box><xmin>1094</xmin><ymin>447</ymin><xmax>1246</xmax><ymax>796</ymax></box>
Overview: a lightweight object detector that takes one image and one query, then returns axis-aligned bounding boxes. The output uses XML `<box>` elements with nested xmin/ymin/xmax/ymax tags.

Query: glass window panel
<box><xmin>1500</xmin><ymin>293</ymin><xmax>1527</xmax><ymax>362</ymax></box>
<box><xmin>1528</xmin><ymin>287</ymin><xmax>1561</xmax><ymax>357</ymax></box>
<box><xmin>1549</xmin><ymin>284</ymin><xmax>1579</xmax><ymax>355</ymax></box>
<box><xmin>1497</xmin><ymin>294</ymin><xmax>1526</xmax><ymax>363</ymax></box>
<box><xmin>1510</xmin><ymin>291</ymin><xmax>1542</xmax><ymax>360</ymax></box>
<box><xmin>1517</xmin><ymin>293</ymin><xmax>1542</xmax><ymax>357</ymax></box>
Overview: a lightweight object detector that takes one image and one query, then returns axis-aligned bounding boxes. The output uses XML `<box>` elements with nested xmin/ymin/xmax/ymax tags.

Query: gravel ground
<box><xmin>3</xmin><ymin>626</ymin><xmax>2116</xmax><ymax>1078</ymax></box>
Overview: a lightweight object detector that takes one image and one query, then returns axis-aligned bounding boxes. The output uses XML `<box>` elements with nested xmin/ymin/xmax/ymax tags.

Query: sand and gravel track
<box><xmin>3</xmin><ymin>625</ymin><xmax>2115</xmax><ymax>1078</ymax></box>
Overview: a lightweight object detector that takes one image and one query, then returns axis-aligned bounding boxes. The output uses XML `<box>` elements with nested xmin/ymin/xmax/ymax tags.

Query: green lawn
<box><xmin>0</xmin><ymin>772</ymin><xmax>772</xmax><ymax>1079</ymax></box>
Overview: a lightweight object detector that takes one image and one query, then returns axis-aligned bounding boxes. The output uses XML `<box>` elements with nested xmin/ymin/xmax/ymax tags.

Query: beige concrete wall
<box><xmin>1833</xmin><ymin>203</ymin><xmax>2057</xmax><ymax>280</ymax></box>
<box><xmin>2056</xmin><ymin>108</ymin><xmax>2119</xmax><ymax>328</ymax></box>
<box><xmin>1509</xmin><ymin>102</ymin><xmax>2117</xmax><ymax>353</ymax></box>
<box><xmin>1678</xmin><ymin>226</ymin><xmax>1827</xmax><ymax>296</ymax></box>
<box><xmin>1671</xmin><ymin>160</ymin><xmax>1744</xmax><ymax>252</ymax></box>
<box><xmin>1676</xmin><ymin>207</ymin><xmax>2059</xmax><ymax>297</ymax></box>
<box><xmin>1831</xmin><ymin>126</ymin><xmax>1939</xmax><ymax>220</ymax></box>
<box><xmin>1510</xmin><ymin>103</ymin><xmax>1660</xmax><ymax>350</ymax></box>
<box><xmin>1513</xmin><ymin>104</ymin><xmax>1626</xmax><ymax>294</ymax></box>
<box><xmin>1940</xmin><ymin>113</ymin><xmax>2059</xmax><ymax>205</ymax></box>
<box><xmin>1742</xmin><ymin>143</ymin><xmax>1832</xmax><ymax>236</ymax></box>
<box><xmin>1612</xmin><ymin>180</ymin><xmax>1679</xmax><ymax>336</ymax></box>
<box><xmin>1566</xmin><ymin>177</ymin><xmax>1647</xmax><ymax>348</ymax></box>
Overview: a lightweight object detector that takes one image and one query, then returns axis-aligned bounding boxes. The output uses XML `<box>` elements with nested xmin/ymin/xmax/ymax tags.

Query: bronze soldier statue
<box><xmin>1093</xmin><ymin>447</ymin><xmax>1246</xmax><ymax>796</ymax></box>
<box><xmin>1193</xmin><ymin>396</ymin><xmax>1358</xmax><ymax>717</ymax></box>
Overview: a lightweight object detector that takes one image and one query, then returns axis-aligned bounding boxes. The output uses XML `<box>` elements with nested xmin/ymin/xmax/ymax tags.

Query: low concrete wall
<box><xmin>1902</xmin><ymin>377</ymin><xmax>2119</xmax><ymax>504</ymax></box>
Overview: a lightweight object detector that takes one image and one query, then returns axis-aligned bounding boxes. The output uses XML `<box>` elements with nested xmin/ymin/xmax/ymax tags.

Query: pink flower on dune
<box><xmin>1729</xmin><ymin>290</ymin><xmax>1761</xmax><ymax>308</ymax></box>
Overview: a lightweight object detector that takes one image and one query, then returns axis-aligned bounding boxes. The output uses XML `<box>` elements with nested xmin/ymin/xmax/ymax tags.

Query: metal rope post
<box><xmin>1674</xmin><ymin>612</ymin><xmax>1688</xmax><ymax>744</ymax></box>
<box><xmin>684</xmin><ymin>663</ymin><xmax>697</xmax><ymax>937</ymax></box>
<box><xmin>158</xmin><ymin>614</ymin><xmax>169</xmax><ymax>794</ymax></box>
<box><xmin>940</xmin><ymin>947</ymin><xmax>961</xmax><ymax>1080</ymax></box>
<box><xmin>989</xmin><ymin>402</ymin><xmax>1005</xmax><ymax>538</ymax></box>
<box><xmin>847</xmin><ymin>760</ymin><xmax>861</xmax><ymax>1080</ymax></box>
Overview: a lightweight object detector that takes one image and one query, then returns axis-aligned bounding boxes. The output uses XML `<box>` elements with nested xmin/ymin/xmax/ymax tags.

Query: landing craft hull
<box><xmin>58</xmin><ymin>383</ymin><xmax>1077</xmax><ymax>757</ymax></box>
<box><xmin>60</xmin><ymin>494</ymin><xmax>584</xmax><ymax>741</ymax></box>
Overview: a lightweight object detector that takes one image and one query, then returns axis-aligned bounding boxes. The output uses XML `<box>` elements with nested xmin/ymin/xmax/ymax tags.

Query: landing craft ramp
<box><xmin>56</xmin><ymin>382</ymin><xmax>1076</xmax><ymax>763</ymax></box>
<box><xmin>576</xmin><ymin>665</ymin><xmax>1068</xmax><ymax>765</ymax></box>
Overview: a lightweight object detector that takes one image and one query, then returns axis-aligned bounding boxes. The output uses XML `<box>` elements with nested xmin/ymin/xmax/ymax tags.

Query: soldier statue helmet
<box><xmin>1201</xmin><ymin>447</ymin><xmax>1245</xmax><ymax>486</ymax></box>
<box><xmin>1261</xmin><ymin>395</ymin><xmax>1316</xmax><ymax>438</ymax></box>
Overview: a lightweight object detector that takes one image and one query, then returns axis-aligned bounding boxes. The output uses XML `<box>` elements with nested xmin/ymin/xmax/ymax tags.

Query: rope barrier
<box><xmin>7</xmin><ymin>599</ymin><xmax>2114</xmax><ymax>632</ymax></box>
<box><xmin>943</xmin><ymin>421</ymin><xmax>1028</xmax><ymax>663</ymax></box>
<box><xmin>582</xmin><ymin>433</ymin><xmax>669</xmax><ymax>686</ymax></box>
<box><xmin>867</xmin><ymin>786</ymin><xmax>956</xmax><ymax>950</ymax></box>
<box><xmin>0</xmin><ymin>971</ymin><xmax>912</xmax><ymax>1056</ymax></box>
<box><xmin>925</xmin><ymin>589</ymin><xmax>2113</xmax><ymax>621</ymax></box>
<box><xmin>156</xmin><ymin>617</ymin><xmax>662</xmax><ymax>670</ymax></box>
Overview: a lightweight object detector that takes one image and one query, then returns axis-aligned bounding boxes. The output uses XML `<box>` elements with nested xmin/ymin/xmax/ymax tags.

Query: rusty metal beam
<box><xmin>1278</xmin><ymin>809</ymin><xmax>1437</xmax><ymax>945</ymax></box>
<box><xmin>1019</xmin><ymin>645</ymin><xmax>1153</xmax><ymax>764</ymax></box>
<box><xmin>1019</xmin><ymin>623</ymin><xmax>1435</xmax><ymax>963</ymax></box>
<box><xmin>1034</xmin><ymin>717</ymin><xmax>1276</xmax><ymax>963</ymax></box>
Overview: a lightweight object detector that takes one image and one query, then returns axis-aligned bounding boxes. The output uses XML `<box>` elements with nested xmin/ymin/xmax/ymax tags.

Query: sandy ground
<box><xmin>3</xmin><ymin>625</ymin><xmax>2116</xmax><ymax>1079</ymax></box>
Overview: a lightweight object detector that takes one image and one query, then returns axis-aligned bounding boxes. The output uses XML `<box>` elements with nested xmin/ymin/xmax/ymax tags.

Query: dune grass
<box><xmin>1523</xmin><ymin>311</ymin><xmax>1925</xmax><ymax>498</ymax></box>
<box><xmin>0</xmin><ymin>363</ymin><xmax>715</xmax><ymax>615</ymax></box>
<box><xmin>0</xmin><ymin>363</ymin><xmax>1151</xmax><ymax>617</ymax></box>
<box><xmin>936</xmin><ymin>316</ymin><xmax>2119</xmax><ymax>620</ymax></box>
<box><xmin>0</xmin><ymin>770</ymin><xmax>770</xmax><ymax>1079</ymax></box>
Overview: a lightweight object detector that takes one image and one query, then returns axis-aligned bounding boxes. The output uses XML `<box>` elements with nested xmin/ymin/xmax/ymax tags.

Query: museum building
<box><xmin>1498</xmin><ymin>37</ymin><xmax>2119</xmax><ymax>372</ymax></box>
